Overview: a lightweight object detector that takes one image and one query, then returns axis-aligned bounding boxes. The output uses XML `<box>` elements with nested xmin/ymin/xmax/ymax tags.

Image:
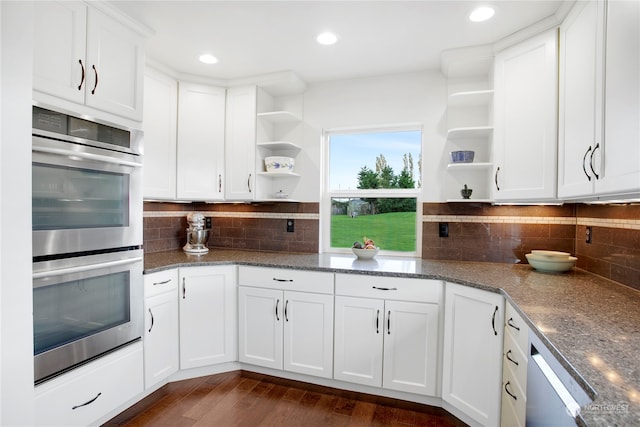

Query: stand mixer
<box><xmin>183</xmin><ymin>212</ymin><xmax>210</xmax><ymax>254</ymax></box>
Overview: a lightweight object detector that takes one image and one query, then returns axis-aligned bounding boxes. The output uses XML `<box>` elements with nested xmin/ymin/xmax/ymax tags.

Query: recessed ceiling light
<box><xmin>199</xmin><ymin>53</ymin><xmax>218</xmax><ymax>64</ymax></box>
<box><xmin>316</xmin><ymin>32</ymin><xmax>338</xmax><ymax>45</ymax></box>
<box><xmin>469</xmin><ymin>6</ymin><xmax>495</xmax><ymax>22</ymax></box>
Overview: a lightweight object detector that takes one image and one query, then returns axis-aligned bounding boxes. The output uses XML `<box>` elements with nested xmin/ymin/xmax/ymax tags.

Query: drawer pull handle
<box><xmin>148</xmin><ymin>308</ymin><xmax>154</xmax><ymax>333</ymax></box>
<box><xmin>72</xmin><ymin>392</ymin><xmax>102</xmax><ymax>410</ymax></box>
<box><xmin>504</xmin><ymin>381</ymin><xmax>517</xmax><ymax>401</ymax></box>
<box><xmin>507</xmin><ymin>317</ymin><xmax>520</xmax><ymax>331</ymax></box>
<box><xmin>387</xmin><ymin>310</ymin><xmax>391</xmax><ymax>335</ymax></box>
<box><xmin>506</xmin><ymin>349</ymin><xmax>519</xmax><ymax>366</ymax></box>
<box><xmin>492</xmin><ymin>306</ymin><xmax>499</xmax><ymax>336</ymax></box>
<box><xmin>284</xmin><ymin>300</ymin><xmax>289</xmax><ymax>322</ymax></box>
<box><xmin>77</xmin><ymin>59</ymin><xmax>85</xmax><ymax>90</ymax></box>
<box><xmin>182</xmin><ymin>278</ymin><xmax>186</xmax><ymax>299</ymax></box>
<box><xmin>91</xmin><ymin>64</ymin><xmax>99</xmax><ymax>94</ymax></box>
<box><xmin>275</xmin><ymin>299</ymin><xmax>280</xmax><ymax>321</ymax></box>
<box><xmin>582</xmin><ymin>146</ymin><xmax>593</xmax><ymax>181</ymax></box>
<box><xmin>376</xmin><ymin>309</ymin><xmax>380</xmax><ymax>334</ymax></box>
<box><xmin>273</xmin><ymin>277</ymin><xmax>293</xmax><ymax>282</ymax></box>
<box><xmin>372</xmin><ymin>286</ymin><xmax>397</xmax><ymax>291</ymax></box>
<box><xmin>153</xmin><ymin>279</ymin><xmax>171</xmax><ymax>286</ymax></box>
<box><xmin>590</xmin><ymin>143</ymin><xmax>600</xmax><ymax>179</ymax></box>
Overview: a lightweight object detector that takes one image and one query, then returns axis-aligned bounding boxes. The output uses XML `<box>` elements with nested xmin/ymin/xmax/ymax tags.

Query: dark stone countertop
<box><xmin>144</xmin><ymin>249</ymin><xmax>640</xmax><ymax>426</ymax></box>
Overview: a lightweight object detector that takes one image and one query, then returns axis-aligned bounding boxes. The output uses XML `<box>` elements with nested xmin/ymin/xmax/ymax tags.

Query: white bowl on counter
<box><xmin>526</xmin><ymin>253</ymin><xmax>577</xmax><ymax>273</ymax></box>
<box><xmin>352</xmin><ymin>247</ymin><xmax>379</xmax><ymax>259</ymax></box>
<box><xmin>531</xmin><ymin>250</ymin><xmax>571</xmax><ymax>259</ymax></box>
<box><xmin>264</xmin><ymin>156</ymin><xmax>295</xmax><ymax>173</ymax></box>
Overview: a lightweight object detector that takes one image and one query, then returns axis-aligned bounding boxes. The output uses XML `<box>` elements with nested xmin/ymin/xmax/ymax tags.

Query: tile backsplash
<box><xmin>144</xmin><ymin>201</ymin><xmax>639</xmax><ymax>291</ymax></box>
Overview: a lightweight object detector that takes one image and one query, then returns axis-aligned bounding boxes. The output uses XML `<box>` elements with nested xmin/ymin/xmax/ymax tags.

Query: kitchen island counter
<box><xmin>145</xmin><ymin>249</ymin><xmax>640</xmax><ymax>426</ymax></box>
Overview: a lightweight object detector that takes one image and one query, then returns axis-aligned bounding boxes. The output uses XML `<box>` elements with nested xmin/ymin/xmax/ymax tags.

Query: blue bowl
<box><xmin>450</xmin><ymin>150</ymin><xmax>475</xmax><ymax>163</ymax></box>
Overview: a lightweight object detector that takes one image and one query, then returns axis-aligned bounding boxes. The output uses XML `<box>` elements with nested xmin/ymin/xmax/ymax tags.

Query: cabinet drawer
<box><xmin>144</xmin><ymin>268</ymin><xmax>179</xmax><ymax>298</ymax></box>
<box><xmin>35</xmin><ymin>342</ymin><xmax>143</xmax><ymax>427</ymax></box>
<box><xmin>239</xmin><ymin>266</ymin><xmax>333</xmax><ymax>294</ymax></box>
<box><xmin>501</xmin><ymin>382</ymin><xmax>525</xmax><ymax>427</ymax></box>
<box><xmin>502</xmin><ymin>363</ymin><xmax>527</xmax><ymax>426</ymax></box>
<box><xmin>335</xmin><ymin>274</ymin><xmax>442</xmax><ymax>303</ymax></box>
<box><xmin>503</xmin><ymin>330</ymin><xmax>528</xmax><ymax>392</ymax></box>
<box><xmin>505</xmin><ymin>302</ymin><xmax>529</xmax><ymax>352</ymax></box>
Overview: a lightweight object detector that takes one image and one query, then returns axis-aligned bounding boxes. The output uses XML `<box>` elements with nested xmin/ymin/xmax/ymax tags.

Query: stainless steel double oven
<box><xmin>32</xmin><ymin>106</ymin><xmax>143</xmax><ymax>383</ymax></box>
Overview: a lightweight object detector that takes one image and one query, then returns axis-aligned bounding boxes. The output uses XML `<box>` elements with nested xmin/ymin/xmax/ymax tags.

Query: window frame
<box><xmin>320</xmin><ymin>123</ymin><xmax>423</xmax><ymax>256</ymax></box>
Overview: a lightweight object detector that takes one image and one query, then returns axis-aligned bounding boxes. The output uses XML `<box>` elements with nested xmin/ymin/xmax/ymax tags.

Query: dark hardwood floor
<box><xmin>103</xmin><ymin>371</ymin><xmax>468</xmax><ymax>427</ymax></box>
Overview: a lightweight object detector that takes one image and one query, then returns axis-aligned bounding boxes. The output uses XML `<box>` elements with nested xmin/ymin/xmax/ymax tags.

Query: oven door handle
<box><xmin>33</xmin><ymin>145</ymin><xmax>142</xmax><ymax>168</ymax></box>
<box><xmin>33</xmin><ymin>256</ymin><xmax>143</xmax><ymax>279</ymax></box>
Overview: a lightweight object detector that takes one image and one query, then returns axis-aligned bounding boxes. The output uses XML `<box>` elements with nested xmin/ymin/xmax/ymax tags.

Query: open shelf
<box><xmin>446</xmin><ymin>198</ymin><xmax>493</xmax><ymax>203</ymax></box>
<box><xmin>256</xmin><ymin>141</ymin><xmax>302</xmax><ymax>155</ymax></box>
<box><xmin>257</xmin><ymin>171</ymin><xmax>301</xmax><ymax>178</ymax></box>
<box><xmin>447</xmin><ymin>162</ymin><xmax>493</xmax><ymax>171</ymax></box>
<box><xmin>448</xmin><ymin>89</ymin><xmax>494</xmax><ymax>107</ymax></box>
<box><xmin>447</xmin><ymin>126</ymin><xmax>493</xmax><ymax>140</ymax></box>
<box><xmin>257</xmin><ymin>111</ymin><xmax>301</xmax><ymax>124</ymax></box>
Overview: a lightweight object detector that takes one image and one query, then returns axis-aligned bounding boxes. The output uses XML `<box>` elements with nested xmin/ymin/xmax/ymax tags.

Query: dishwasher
<box><xmin>526</xmin><ymin>331</ymin><xmax>593</xmax><ymax>426</ymax></box>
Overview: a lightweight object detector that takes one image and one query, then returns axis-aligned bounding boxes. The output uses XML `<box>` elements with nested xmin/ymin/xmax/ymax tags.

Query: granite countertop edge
<box><xmin>144</xmin><ymin>249</ymin><xmax>640</xmax><ymax>426</ymax></box>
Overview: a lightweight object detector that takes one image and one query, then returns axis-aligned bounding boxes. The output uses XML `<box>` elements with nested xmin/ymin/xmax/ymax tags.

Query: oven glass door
<box><xmin>32</xmin><ymin>135</ymin><xmax>142</xmax><ymax>257</ymax></box>
<box><xmin>33</xmin><ymin>249</ymin><xmax>143</xmax><ymax>383</ymax></box>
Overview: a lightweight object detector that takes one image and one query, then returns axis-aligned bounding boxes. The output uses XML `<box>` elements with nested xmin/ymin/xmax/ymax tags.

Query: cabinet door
<box><xmin>225</xmin><ymin>86</ymin><xmax>257</xmax><ymax>200</ymax></box>
<box><xmin>382</xmin><ymin>300</ymin><xmax>439</xmax><ymax>396</ymax></box>
<box><xmin>144</xmin><ymin>291</ymin><xmax>179</xmax><ymax>389</ymax></box>
<box><xmin>238</xmin><ymin>286</ymin><xmax>283</xmax><ymax>370</ymax></box>
<box><xmin>558</xmin><ymin>0</ymin><xmax>605</xmax><ymax>198</ymax></box>
<box><xmin>493</xmin><ymin>29</ymin><xmax>558</xmax><ymax>201</ymax></box>
<box><xmin>283</xmin><ymin>291</ymin><xmax>333</xmax><ymax>379</ymax></box>
<box><xmin>85</xmin><ymin>7</ymin><xmax>144</xmax><ymax>121</ymax></box>
<box><xmin>597</xmin><ymin>0</ymin><xmax>640</xmax><ymax>196</ymax></box>
<box><xmin>442</xmin><ymin>282</ymin><xmax>504</xmax><ymax>427</ymax></box>
<box><xmin>333</xmin><ymin>296</ymin><xmax>384</xmax><ymax>387</ymax></box>
<box><xmin>143</xmin><ymin>68</ymin><xmax>178</xmax><ymax>200</ymax></box>
<box><xmin>176</xmin><ymin>83</ymin><xmax>226</xmax><ymax>201</ymax></box>
<box><xmin>179</xmin><ymin>266</ymin><xmax>237</xmax><ymax>369</ymax></box>
<box><xmin>33</xmin><ymin>1</ymin><xmax>87</xmax><ymax>104</ymax></box>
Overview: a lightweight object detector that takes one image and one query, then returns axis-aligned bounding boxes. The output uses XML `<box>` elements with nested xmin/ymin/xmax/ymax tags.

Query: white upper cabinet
<box><xmin>225</xmin><ymin>86</ymin><xmax>257</xmax><ymax>200</ymax></box>
<box><xmin>558</xmin><ymin>0</ymin><xmax>640</xmax><ymax>200</ymax></box>
<box><xmin>493</xmin><ymin>29</ymin><xmax>558</xmax><ymax>202</ymax></box>
<box><xmin>597</xmin><ymin>0</ymin><xmax>640</xmax><ymax>197</ymax></box>
<box><xmin>176</xmin><ymin>82</ymin><xmax>226</xmax><ymax>201</ymax></box>
<box><xmin>33</xmin><ymin>1</ymin><xmax>144</xmax><ymax>122</ymax></box>
<box><xmin>143</xmin><ymin>68</ymin><xmax>178</xmax><ymax>200</ymax></box>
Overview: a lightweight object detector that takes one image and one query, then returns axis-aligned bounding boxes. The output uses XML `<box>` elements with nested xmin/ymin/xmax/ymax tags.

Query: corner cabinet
<box><xmin>558</xmin><ymin>0</ymin><xmax>640</xmax><ymax>200</ymax></box>
<box><xmin>179</xmin><ymin>266</ymin><xmax>237</xmax><ymax>370</ymax></box>
<box><xmin>442</xmin><ymin>282</ymin><xmax>504</xmax><ymax>427</ymax></box>
<box><xmin>333</xmin><ymin>275</ymin><xmax>442</xmax><ymax>396</ymax></box>
<box><xmin>492</xmin><ymin>29</ymin><xmax>558</xmax><ymax>202</ymax></box>
<box><xmin>33</xmin><ymin>1</ymin><xmax>144</xmax><ymax>122</ymax></box>
<box><xmin>238</xmin><ymin>266</ymin><xmax>334</xmax><ymax>379</ymax></box>
<box><xmin>225</xmin><ymin>86</ymin><xmax>258</xmax><ymax>200</ymax></box>
<box><xmin>176</xmin><ymin>83</ymin><xmax>226</xmax><ymax>201</ymax></box>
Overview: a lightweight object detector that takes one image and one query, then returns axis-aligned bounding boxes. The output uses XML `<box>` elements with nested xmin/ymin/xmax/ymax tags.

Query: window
<box><xmin>323</xmin><ymin>126</ymin><xmax>422</xmax><ymax>255</ymax></box>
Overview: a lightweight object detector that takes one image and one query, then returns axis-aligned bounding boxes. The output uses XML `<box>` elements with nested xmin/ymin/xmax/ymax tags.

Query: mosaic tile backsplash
<box><xmin>144</xmin><ymin>201</ymin><xmax>640</xmax><ymax>290</ymax></box>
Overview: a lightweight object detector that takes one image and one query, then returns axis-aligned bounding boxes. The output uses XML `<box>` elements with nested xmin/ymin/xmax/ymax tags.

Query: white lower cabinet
<box><xmin>501</xmin><ymin>302</ymin><xmax>529</xmax><ymax>427</ymax></box>
<box><xmin>34</xmin><ymin>341</ymin><xmax>143</xmax><ymax>427</ymax></box>
<box><xmin>143</xmin><ymin>269</ymin><xmax>179</xmax><ymax>389</ymax></box>
<box><xmin>238</xmin><ymin>266</ymin><xmax>334</xmax><ymax>378</ymax></box>
<box><xmin>442</xmin><ymin>282</ymin><xmax>504</xmax><ymax>427</ymax></box>
<box><xmin>179</xmin><ymin>266</ymin><xmax>237</xmax><ymax>369</ymax></box>
<box><xmin>333</xmin><ymin>275</ymin><xmax>441</xmax><ymax>396</ymax></box>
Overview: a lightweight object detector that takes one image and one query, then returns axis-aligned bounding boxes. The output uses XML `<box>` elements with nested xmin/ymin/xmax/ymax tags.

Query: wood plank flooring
<box><xmin>103</xmin><ymin>371</ymin><xmax>468</xmax><ymax>427</ymax></box>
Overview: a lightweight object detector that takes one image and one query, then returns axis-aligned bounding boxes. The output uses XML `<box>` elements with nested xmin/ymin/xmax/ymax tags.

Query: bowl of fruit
<box><xmin>352</xmin><ymin>238</ymin><xmax>379</xmax><ymax>259</ymax></box>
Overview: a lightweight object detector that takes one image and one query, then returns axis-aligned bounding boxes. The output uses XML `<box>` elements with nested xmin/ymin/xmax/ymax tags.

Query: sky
<box><xmin>329</xmin><ymin>130</ymin><xmax>422</xmax><ymax>190</ymax></box>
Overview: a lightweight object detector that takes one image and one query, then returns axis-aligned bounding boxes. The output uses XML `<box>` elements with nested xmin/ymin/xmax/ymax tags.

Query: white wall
<box><xmin>1</xmin><ymin>2</ymin><xmax>35</xmax><ymax>425</ymax></box>
<box><xmin>297</xmin><ymin>70</ymin><xmax>448</xmax><ymax>202</ymax></box>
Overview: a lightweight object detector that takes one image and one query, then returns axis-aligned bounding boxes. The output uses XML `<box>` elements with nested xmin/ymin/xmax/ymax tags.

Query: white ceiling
<box><xmin>112</xmin><ymin>1</ymin><xmax>569</xmax><ymax>86</ymax></box>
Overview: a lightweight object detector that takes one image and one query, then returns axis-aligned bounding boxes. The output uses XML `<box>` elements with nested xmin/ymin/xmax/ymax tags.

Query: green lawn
<box><xmin>331</xmin><ymin>211</ymin><xmax>416</xmax><ymax>251</ymax></box>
